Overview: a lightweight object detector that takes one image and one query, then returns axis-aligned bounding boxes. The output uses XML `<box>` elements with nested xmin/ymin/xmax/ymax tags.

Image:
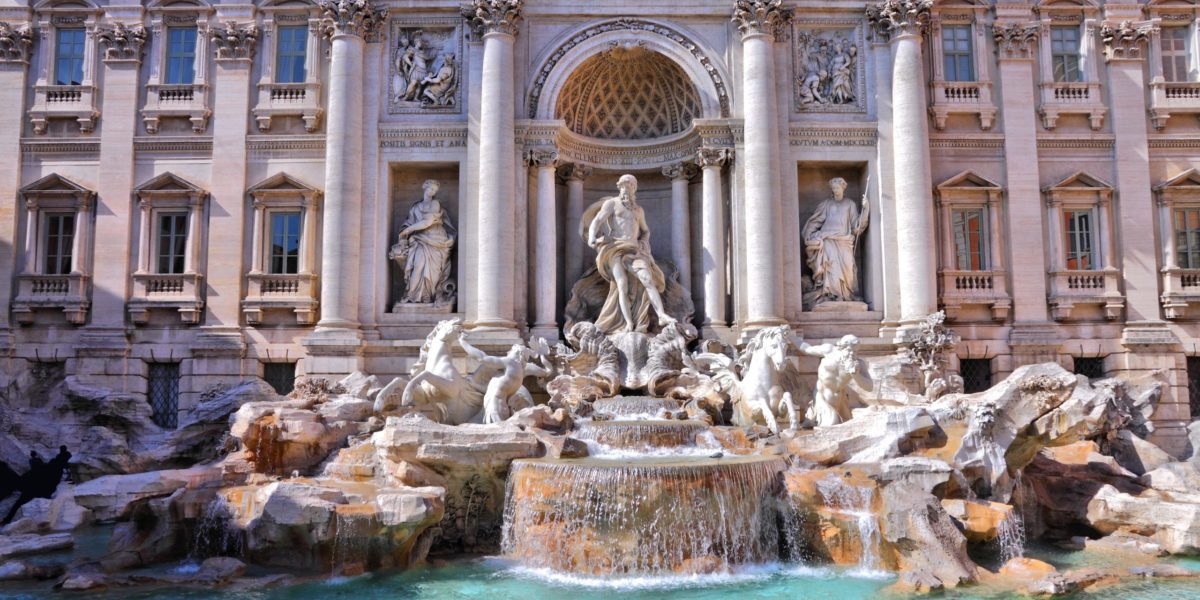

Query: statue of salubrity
<box><xmin>802</xmin><ymin>176</ymin><xmax>869</xmax><ymax>310</ymax></box>
<box><xmin>390</xmin><ymin>179</ymin><xmax>456</xmax><ymax>307</ymax></box>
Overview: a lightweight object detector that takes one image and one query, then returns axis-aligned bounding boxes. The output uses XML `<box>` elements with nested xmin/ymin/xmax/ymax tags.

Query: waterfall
<box><xmin>332</xmin><ymin>508</ymin><xmax>374</xmax><ymax>576</ymax></box>
<box><xmin>190</xmin><ymin>497</ymin><xmax>243</xmax><ymax>560</ymax></box>
<box><xmin>815</xmin><ymin>476</ymin><xmax>881</xmax><ymax>575</ymax></box>
<box><xmin>574</xmin><ymin>420</ymin><xmax>705</xmax><ymax>450</ymax></box>
<box><xmin>997</xmin><ymin>511</ymin><xmax>1026</xmax><ymax>562</ymax></box>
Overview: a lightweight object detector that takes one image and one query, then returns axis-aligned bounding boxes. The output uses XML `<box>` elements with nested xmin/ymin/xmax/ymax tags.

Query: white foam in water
<box><xmin>505</xmin><ymin>561</ymin><xmax>800</xmax><ymax>590</ymax></box>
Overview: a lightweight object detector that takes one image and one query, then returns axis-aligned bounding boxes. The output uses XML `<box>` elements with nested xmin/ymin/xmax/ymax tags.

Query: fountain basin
<box><xmin>574</xmin><ymin>419</ymin><xmax>705</xmax><ymax>449</ymax></box>
<box><xmin>591</xmin><ymin>396</ymin><xmax>679</xmax><ymax>417</ymax></box>
<box><xmin>502</xmin><ymin>455</ymin><xmax>786</xmax><ymax>576</ymax></box>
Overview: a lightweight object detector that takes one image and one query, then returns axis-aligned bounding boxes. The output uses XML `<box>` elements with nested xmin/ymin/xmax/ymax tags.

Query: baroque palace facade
<box><xmin>1</xmin><ymin>0</ymin><xmax>1199</xmax><ymax>452</ymax></box>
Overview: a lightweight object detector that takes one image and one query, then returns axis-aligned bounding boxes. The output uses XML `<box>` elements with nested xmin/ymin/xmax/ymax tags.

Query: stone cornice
<box><xmin>319</xmin><ymin>0</ymin><xmax>387</xmax><ymax>40</ymax></box>
<box><xmin>0</xmin><ymin>21</ymin><xmax>34</xmax><ymax>64</ymax></box>
<box><xmin>210</xmin><ymin>21</ymin><xmax>258</xmax><ymax>61</ymax></box>
<box><xmin>246</xmin><ymin>135</ymin><xmax>326</xmax><ymax>152</ymax></box>
<box><xmin>20</xmin><ymin>139</ymin><xmax>100</xmax><ymax>155</ymax></box>
<box><xmin>1100</xmin><ymin>19</ymin><xmax>1154</xmax><ymax>62</ymax></box>
<box><xmin>929</xmin><ymin>136</ymin><xmax>1004</xmax><ymax>150</ymax></box>
<box><xmin>133</xmin><ymin>137</ymin><xmax>213</xmax><ymax>155</ymax></box>
<box><xmin>866</xmin><ymin>0</ymin><xmax>933</xmax><ymax>40</ymax></box>
<box><xmin>732</xmin><ymin>0</ymin><xmax>793</xmax><ymax>41</ymax></box>
<box><xmin>1037</xmin><ymin>136</ymin><xmax>1115</xmax><ymax>150</ymax></box>
<box><xmin>788</xmin><ymin>126</ymin><xmax>877</xmax><ymax>147</ymax></box>
<box><xmin>461</xmin><ymin>0</ymin><xmax>523</xmax><ymax>38</ymax></box>
<box><xmin>96</xmin><ymin>22</ymin><xmax>147</xmax><ymax>64</ymax></box>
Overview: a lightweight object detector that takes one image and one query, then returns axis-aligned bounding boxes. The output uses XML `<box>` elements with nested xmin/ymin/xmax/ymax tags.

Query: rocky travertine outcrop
<box><xmin>1086</xmin><ymin>485</ymin><xmax>1200</xmax><ymax>554</ymax></box>
<box><xmin>879</xmin><ymin>481</ymin><xmax>979</xmax><ymax>592</ymax></box>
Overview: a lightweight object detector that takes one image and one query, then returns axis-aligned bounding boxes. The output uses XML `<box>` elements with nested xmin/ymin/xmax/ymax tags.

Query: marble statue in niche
<box><xmin>390</xmin><ymin>179</ymin><xmax>456</xmax><ymax>307</ymax></box>
<box><xmin>584</xmin><ymin>174</ymin><xmax>677</xmax><ymax>334</ymax></box>
<box><xmin>802</xmin><ymin>177</ymin><xmax>869</xmax><ymax>310</ymax></box>
<box><xmin>795</xmin><ymin>29</ymin><xmax>859</xmax><ymax>110</ymax></box>
<box><xmin>389</xmin><ymin>27</ymin><xmax>459</xmax><ymax>112</ymax></box>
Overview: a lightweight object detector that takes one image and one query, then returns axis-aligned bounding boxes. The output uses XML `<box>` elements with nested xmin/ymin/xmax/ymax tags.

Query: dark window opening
<box><xmin>263</xmin><ymin>362</ymin><xmax>297</xmax><ymax>396</ymax></box>
<box><xmin>1188</xmin><ymin>357</ymin><xmax>1200</xmax><ymax>420</ymax></box>
<box><xmin>960</xmin><ymin>358</ymin><xmax>992</xmax><ymax>393</ymax></box>
<box><xmin>147</xmin><ymin>362</ymin><xmax>180</xmax><ymax>429</ymax></box>
<box><xmin>1073</xmin><ymin>357</ymin><xmax>1105</xmax><ymax>381</ymax></box>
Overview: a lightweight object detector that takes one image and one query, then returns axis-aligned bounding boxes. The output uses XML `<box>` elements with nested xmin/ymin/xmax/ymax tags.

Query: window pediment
<box><xmin>938</xmin><ymin>170</ymin><xmax>1002</xmax><ymax>191</ymax></box>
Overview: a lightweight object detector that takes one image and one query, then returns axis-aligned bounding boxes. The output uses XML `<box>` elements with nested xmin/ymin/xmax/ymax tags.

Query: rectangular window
<box><xmin>164</xmin><ymin>27</ymin><xmax>197</xmax><ymax>85</ymax></box>
<box><xmin>1162</xmin><ymin>26</ymin><xmax>1191</xmax><ymax>83</ymax></box>
<box><xmin>1175</xmin><ymin>208</ymin><xmax>1200</xmax><ymax>269</ymax></box>
<box><xmin>263</xmin><ymin>362</ymin><xmax>297</xmax><ymax>396</ymax></box>
<box><xmin>274</xmin><ymin>25</ymin><xmax>308</xmax><ymax>84</ymax></box>
<box><xmin>156</xmin><ymin>212</ymin><xmax>188</xmax><ymax>274</ymax></box>
<box><xmin>1187</xmin><ymin>356</ymin><xmax>1200</xmax><ymax>419</ymax></box>
<box><xmin>1050</xmin><ymin>26</ymin><xmax>1082</xmax><ymax>83</ymax></box>
<box><xmin>1063</xmin><ymin>209</ymin><xmax>1097</xmax><ymax>270</ymax></box>
<box><xmin>54</xmin><ymin>28</ymin><xmax>86</xmax><ymax>86</ymax></box>
<box><xmin>951</xmin><ymin>208</ymin><xmax>987</xmax><ymax>271</ymax></box>
<box><xmin>941</xmin><ymin>25</ymin><xmax>975</xmax><ymax>82</ymax></box>
<box><xmin>147</xmin><ymin>362</ymin><xmax>180</xmax><ymax>429</ymax></box>
<box><xmin>1073</xmin><ymin>356</ymin><xmax>1105</xmax><ymax>380</ymax></box>
<box><xmin>269</xmin><ymin>212</ymin><xmax>301</xmax><ymax>275</ymax></box>
<box><xmin>43</xmin><ymin>213</ymin><xmax>75</xmax><ymax>275</ymax></box>
<box><xmin>960</xmin><ymin>358</ymin><xmax>992</xmax><ymax>393</ymax></box>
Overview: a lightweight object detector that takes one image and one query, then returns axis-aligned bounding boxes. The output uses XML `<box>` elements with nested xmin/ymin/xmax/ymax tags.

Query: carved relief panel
<box><xmin>388</xmin><ymin>20</ymin><xmax>463</xmax><ymax>114</ymax></box>
<box><xmin>793</xmin><ymin>21</ymin><xmax>866</xmax><ymax>113</ymax></box>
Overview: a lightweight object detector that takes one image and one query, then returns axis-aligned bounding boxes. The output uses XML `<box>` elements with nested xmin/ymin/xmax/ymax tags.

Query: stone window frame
<box><xmin>1155</xmin><ymin>169</ymin><xmax>1200</xmax><ymax>319</ymax></box>
<box><xmin>28</xmin><ymin>2</ymin><xmax>102</xmax><ymax>134</ymax></box>
<box><xmin>14</xmin><ymin>173</ymin><xmax>95</xmax><ymax>326</ymax></box>
<box><xmin>252</xmin><ymin>1</ymin><xmax>325</xmax><ymax>133</ymax></box>
<box><xmin>129</xmin><ymin>172</ymin><xmax>208</xmax><ymax>325</ymax></box>
<box><xmin>934</xmin><ymin>170</ymin><xmax>1010</xmax><ymax>321</ymax></box>
<box><xmin>243</xmin><ymin>172</ymin><xmax>321</xmax><ymax>325</ymax></box>
<box><xmin>927</xmin><ymin>3</ymin><xmax>997</xmax><ymax>130</ymax></box>
<box><xmin>1033</xmin><ymin>0</ymin><xmax>1106</xmax><ymax>130</ymax></box>
<box><xmin>1043</xmin><ymin>171</ymin><xmax>1124</xmax><ymax>321</ymax></box>
<box><xmin>141</xmin><ymin>1</ymin><xmax>214</xmax><ymax>134</ymax></box>
<box><xmin>1146</xmin><ymin>2</ymin><xmax>1200</xmax><ymax>130</ymax></box>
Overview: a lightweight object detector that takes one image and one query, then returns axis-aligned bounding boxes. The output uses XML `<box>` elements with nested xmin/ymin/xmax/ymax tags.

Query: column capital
<box><xmin>210</xmin><ymin>21</ymin><xmax>258</xmax><ymax>62</ymax></box>
<box><xmin>993</xmin><ymin>22</ymin><xmax>1038</xmax><ymax>60</ymax></box>
<box><xmin>663</xmin><ymin>162</ymin><xmax>699</xmax><ymax>181</ymax></box>
<box><xmin>731</xmin><ymin>0</ymin><xmax>792</xmax><ymax>41</ymax></box>
<box><xmin>524</xmin><ymin>148</ymin><xmax>558</xmax><ymax>169</ymax></box>
<box><xmin>461</xmin><ymin>0</ymin><xmax>524</xmax><ymax>38</ymax></box>
<box><xmin>696</xmin><ymin>146</ymin><xmax>733</xmax><ymax>168</ymax></box>
<box><xmin>866</xmin><ymin>0</ymin><xmax>933</xmax><ymax>41</ymax></box>
<box><xmin>1101</xmin><ymin>20</ymin><xmax>1155</xmax><ymax>63</ymax></box>
<box><xmin>320</xmin><ymin>0</ymin><xmax>388</xmax><ymax>40</ymax></box>
<box><xmin>0</xmin><ymin>22</ymin><xmax>34</xmax><ymax>65</ymax></box>
<box><xmin>97</xmin><ymin>22</ymin><xmax>147</xmax><ymax>64</ymax></box>
<box><xmin>559</xmin><ymin>162</ymin><xmax>593</xmax><ymax>183</ymax></box>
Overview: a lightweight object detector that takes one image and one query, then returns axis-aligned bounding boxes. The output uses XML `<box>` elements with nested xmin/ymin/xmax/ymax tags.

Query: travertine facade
<box><xmin>2</xmin><ymin>0</ymin><xmax>1200</xmax><ymax>453</ymax></box>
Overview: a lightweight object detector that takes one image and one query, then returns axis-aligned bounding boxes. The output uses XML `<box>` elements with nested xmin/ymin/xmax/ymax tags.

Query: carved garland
<box><xmin>527</xmin><ymin>19</ymin><xmax>731</xmax><ymax>119</ymax></box>
<box><xmin>865</xmin><ymin>0</ymin><xmax>934</xmax><ymax>40</ymax></box>
<box><xmin>210</xmin><ymin>21</ymin><xmax>258</xmax><ymax>60</ymax></box>
<box><xmin>993</xmin><ymin>23</ymin><xmax>1038</xmax><ymax>59</ymax></box>
<box><xmin>97</xmin><ymin>22</ymin><xmax>147</xmax><ymax>62</ymax></box>
<box><xmin>0</xmin><ymin>21</ymin><xmax>33</xmax><ymax>63</ymax></box>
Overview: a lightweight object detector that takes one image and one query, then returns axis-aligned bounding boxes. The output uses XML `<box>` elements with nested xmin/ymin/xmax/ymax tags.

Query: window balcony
<box><xmin>1149</xmin><ymin>81</ymin><xmax>1200</xmax><ymax>130</ymax></box>
<box><xmin>939</xmin><ymin>269</ymin><xmax>1011</xmax><ymax>321</ymax></box>
<box><xmin>141</xmin><ymin>83</ymin><xmax>211</xmax><ymax>134</ymax></box>
<box><xmin>1038</xmin><ymin>82</ymin><xmax>1106</xmax><ymax>130</ymax></box>
<box><xmin>1048</xmin><ymin>268</ymin><xmax>1124</xmax><ymax>320</ymax></box>
<box><xmin>13</xmin><ymin>273</ymin><xmax>90</xmax><ymax>325</ymax></box>
<box><xmin>243</xmin><ymin>272</ymin><xmax>318</xmax><ymax>325</ymax></box>
<box><xmin>929</xmin><ymin>81</ymin><xmax>997</xmax><ymax>130</ymax></box>
<box><xmin>29</xmin><ymin>84</ymin><xmax>99</xmax><ymax>134</ymax></box>
<box><xmin>1160</xmin><ymin>268</ymin><xmax>1200</xmax><ymax>319</ymax></box>
<box><xmin>128</xmin><ymin>272</ymin><xmax>204</xmax><ymax>324</ymax></box>
<box><xmin>252</xmin><ymin>82</ymin><xmax>322</xmax><ymax>133</ymax></box>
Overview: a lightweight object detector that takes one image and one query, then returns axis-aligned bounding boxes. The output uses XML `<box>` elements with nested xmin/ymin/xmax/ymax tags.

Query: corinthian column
<box><xmin>463</xmin><ymin>0</ymin><xmax>523</xmax><ymax>333</ymax></box>
<box><xmin>697</xmin><ymin>147</ymin><xmax>732</xmax><ymax>336</ymax></box>
<box><xmin>663</xmin><ymin>162</ymin><xmax>698</xmax><ymax>293</ymax></box>
<box><xmin>867</xmin><ymin>0</ymin><xmax>937</xmax><ymax>328</ymax></box>
<box><xmin>560</xmin><ymin>163</ymin><xmax>592</xmax><ymax>288</ymax></box>
<box><xmin>733</xmin><ymin>0</ymin><xmax>790</xmax><ymax>333</ymax></box>
<box><xmin>527</xmin><ymin>148</ymin><xmax>559</xmax><ymax>339</ymax></box>
<box><xmin>315</xmin><ymin>0</ymin><xmax>386</xmax><ymax>335</ymax></box>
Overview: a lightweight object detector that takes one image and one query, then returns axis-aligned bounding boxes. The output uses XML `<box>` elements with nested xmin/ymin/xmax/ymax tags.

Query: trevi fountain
<box><xmin>4</xmin><ymin>0</ymin><xmax>1200</xmax><ymax>599</ymax></box>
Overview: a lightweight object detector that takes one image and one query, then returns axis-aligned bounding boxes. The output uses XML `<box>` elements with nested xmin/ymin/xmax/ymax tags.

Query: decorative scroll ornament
<box><xmin>865</xmin><ymin>0</ymin><xmax>933</xmax><ymax>40</ymax></box>
<box><xmin>460</xmin><ymin>0</ymin><xmax>523</xmax><ymax>38</ymax></box>
<box><xmin>662</xmin><ymin>162</ymin><xmax>698</xmax><ymax>180</ymax></box>
<box><xmin>0</xmin><ymin>22</ymin><xmax>34</xmax><ymax>64</ymax></box>
<box><xmin>320</xmin><ymin>0</ymin><xmax>387</xmax><ymax>40</ymax></box>
<box><xmin>97</xmin><ymin>22</ymin><xmax>147</xmax><ymax>62</ymax></box>
<box><xmin>731</xmin><ymin>0</ymin><xmax>793</xmax><ymax>40</ymax></box>
<box><xmin>992</xmin><ymin>23</ymin><xmax>1038</xmax><ymax>59</ymax></box>
<box><xmin>696</xmin><ymin>146</ymin><xmax>733</xmax><ymax>168</ymax></box>
<box><xmin>560</xmin><ymin>163</ymin><xmax>593</xmax><ymax>182</ymax></box>
<box><xmin>1101</xmin><ymin>20</ymin><xmax>1153</xmax><ymax>62</ymax></box>
<box><xmin>525</xmin><ymin>148</ymin><xmax>559</xmax><ymax>168</ymax></box>
<box><xmin>210</xmin><ymin>21</ymin><xmax>258</xmax><ymax>60</ymax></box>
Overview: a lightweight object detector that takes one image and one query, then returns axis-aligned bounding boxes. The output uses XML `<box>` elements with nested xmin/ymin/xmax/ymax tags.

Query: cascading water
<box><xmin>996</xmin><ymin>511</ymin><xmax>1026</xmax><ymax>562</ymax></box>
<box><xmin>190</xmin><ymin>497</ymin><xmax>243</xmax><ymax>561</ymax></box>
<box><xmin>814</xmin><ymin>476</ymin><xmax>882</xmax><ymax>575</ymax></box>
<box><xmin>500</xmin><ymin>396</ymin><xmax>788</xmax><ymax>577</ymax></box>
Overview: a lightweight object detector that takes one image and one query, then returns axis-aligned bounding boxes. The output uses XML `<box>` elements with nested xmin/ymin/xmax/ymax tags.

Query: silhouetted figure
<box><xmin>55</xmin><ymin>446</ymin><xmax>72</xmax><ymax>483</ymax></box>
<box><xmin>2</xmin><ymin>447</ymin><xmax>71</xmax><ymax>524</ymax></box>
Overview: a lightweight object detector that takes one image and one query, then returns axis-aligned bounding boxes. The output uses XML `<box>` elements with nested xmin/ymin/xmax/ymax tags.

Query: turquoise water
<box><xmin>4</xmin><ymin>555</ymin><xmax>1200</xmax><ymax>600</ymax></box>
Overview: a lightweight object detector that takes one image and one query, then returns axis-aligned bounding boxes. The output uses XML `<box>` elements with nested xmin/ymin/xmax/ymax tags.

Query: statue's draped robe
<box><xmin>590</xmin><ymin>199</ymin><xmax>667</xmax><ymax>334</ymax></box>
<box><xmin>401</xmin><ymin>200</ymin><xmax>455</xmax><ymax>303</ymax></box>
<box><xmin>803</xmin><ymin>199</ymin><xmax>862</xmax><ymax>302</ymax></box>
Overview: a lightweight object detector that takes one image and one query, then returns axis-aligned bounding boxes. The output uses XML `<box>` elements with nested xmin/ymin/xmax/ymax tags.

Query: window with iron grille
<box><xmin>147</xmin><ymin>362</ymin><xmax>180</xmax><ymax>429</ymax></box>
<box><xmin>942</xmin><ymin>25</ymin><xmax>975</xmax><ymax>82</ymax></box>
<box><xmin>1073</xmin><ymin>357</ymin><xmax>1105</xmax><ymax>380</ymax></box>
<box><xmin>1188</xmin><ymin>357</ymin><xmax>1200</xmax><ymax>420</ymax></box>
<box><xmin>960</xmin><ymin>359</ymin><xmax>992</xmax><ymax>393</ymax></box>
<box><xmin>43</xmin><ymin>213</ymin><xmax>75</xmax><ymax>275</ymax></box>
<box><xmin>275</xmin><ymin>25</ymin><xmax>308</xmax><ymax>84</ymax></box>
<box><xmin>263</xmin><ymin>362</ymin><xmax>297</xmax><ymax>396</ymax></box>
